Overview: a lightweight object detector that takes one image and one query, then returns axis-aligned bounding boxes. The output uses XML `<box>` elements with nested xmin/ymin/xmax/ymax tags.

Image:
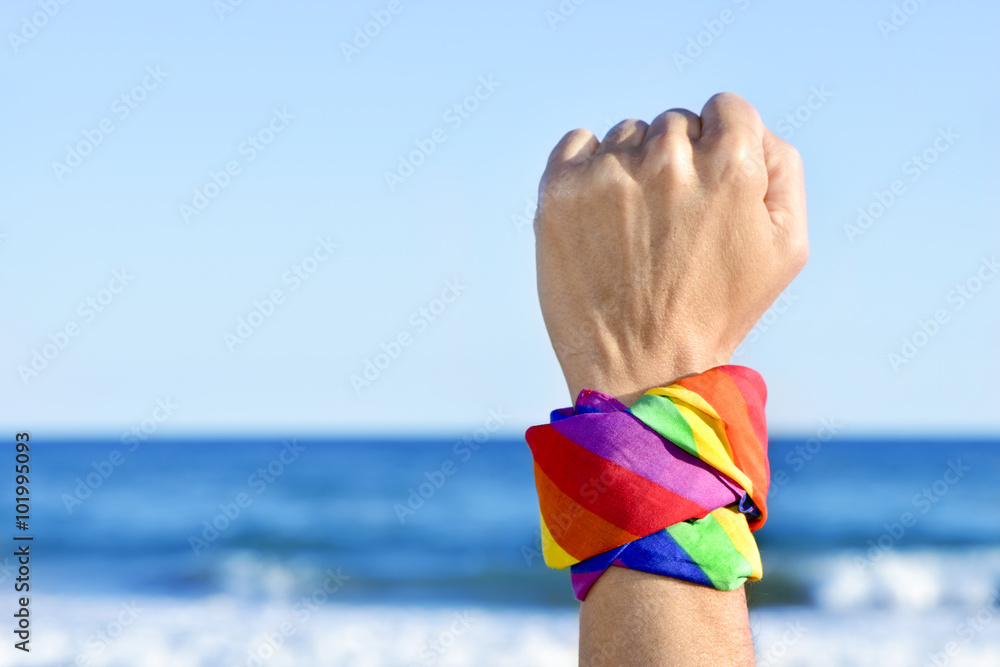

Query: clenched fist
<box><xmin>534</xmin><ymin>93</ymin><xmax>809</xmax><ymax>406</ymax></box>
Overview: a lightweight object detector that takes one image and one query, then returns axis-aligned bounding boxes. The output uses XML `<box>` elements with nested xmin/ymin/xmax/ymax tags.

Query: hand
<box><xmin>534</xmin><ymin>93</ymin><xmax>808</xmax><ymax>406</ymax></box>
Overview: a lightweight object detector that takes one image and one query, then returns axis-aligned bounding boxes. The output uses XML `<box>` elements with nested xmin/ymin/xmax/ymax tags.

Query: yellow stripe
<box><xmin>711</xmin><ymin>507</ymin><xmax>762</xmax><ymax>580</ymax></box>
<box><xmin>647</xmin><ymin>385</ymin><xmax>755</xmax><ymax>498</ymax></box>
<box><xmin>675</xmin><ymin>402</ymin><xmax>755</xmax><ymax>497</ymax></box>
<box><xmin>540</xmin><ymin>512</ymin><xmax>578</xmax><ymax>569</ymax></box>
<box><xmin>646</xmin><ymin>385</ymin><xmax>721</xmax><ymax>421</ymax></box>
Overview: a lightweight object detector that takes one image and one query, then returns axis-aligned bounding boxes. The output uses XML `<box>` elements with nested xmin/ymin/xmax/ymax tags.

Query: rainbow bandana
<box><xmin>525</xmin><ymin>365</ymin><xmax>770</xmax><ymax>600</ymax></box>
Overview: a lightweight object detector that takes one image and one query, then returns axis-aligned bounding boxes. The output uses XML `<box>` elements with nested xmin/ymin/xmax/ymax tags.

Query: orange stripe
<box><xmin>533</xmin><ymin>462</ymin><xmax>640</xmax><ymax>561</ymax></box>
<box><xmin>676</xmin><ymin>369</ymin><xmax>768</xmax><ymax>527</ymax></box>
<box><xmin>717</xmin><ymin>366</ymin><xmax>769</xmax><ymax>452</ymax></box>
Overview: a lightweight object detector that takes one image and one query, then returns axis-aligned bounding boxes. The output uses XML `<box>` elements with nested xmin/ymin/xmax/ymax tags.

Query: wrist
<box><xmin>564</xmin><ymin>352</ymin><xmax>733</xmax><ymax>407</ymax></box>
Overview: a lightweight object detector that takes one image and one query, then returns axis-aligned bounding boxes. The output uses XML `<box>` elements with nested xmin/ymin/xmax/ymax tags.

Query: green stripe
<box><xmin>665</xmin><ymin>513</ymin><xmax>753</xmax><ymax>590</ymax></box>
<box><xmin>629</xmin><ymin>394</ymin><xmax>700</xmax><ymax>459</ymax></box>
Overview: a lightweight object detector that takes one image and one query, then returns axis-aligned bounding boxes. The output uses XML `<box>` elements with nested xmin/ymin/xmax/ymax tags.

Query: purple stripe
<box><xmin>552</xmin><ymin>412</ymin><xmax>740</xmax><ymax>509</ymax></box>
<box><xmin>571</xmin><ymin>570</ymin><xmax>605</xmax><ymax>600</ymax></box>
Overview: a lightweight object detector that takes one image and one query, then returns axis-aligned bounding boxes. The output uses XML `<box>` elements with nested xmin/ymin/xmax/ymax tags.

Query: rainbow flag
<box><xmin>525</xmin><ymin>365</ymin><xmax>770</xmax><ymax>599</ymax></box>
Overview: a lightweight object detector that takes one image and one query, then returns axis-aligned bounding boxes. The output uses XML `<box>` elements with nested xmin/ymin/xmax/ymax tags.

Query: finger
<box><xmin>546</xmin><ymin>128</ymin><xmax>599</xmax><ymax>172</ymax></box>
<box><xmin>645</xmin><ymin>108</ymin><xmax>702</xmax><ymax>143</ymax></box>
<box><xmin>642</xmin><ymin>109</ymin><xmax>701</xmax><ymax>169</ymax></box>
<box><xmin>762</xmin><ymin>127</ymin><xmax>809</xmax><ymax>260</ymax></box>
<box><xmin>595</xmin><ymin>119</ymin><xmax>649</xmax><ymax>155</ymax></box>
<box><xmin>697</xmin><ymin>92</ymin><xmax>764</xmax><ymax>149</ymax></box>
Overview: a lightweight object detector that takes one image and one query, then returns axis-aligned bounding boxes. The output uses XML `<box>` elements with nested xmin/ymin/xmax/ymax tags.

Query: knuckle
<box><xmin>708</xmin><ymin>91</ymin><xmax>758</xmax><ymax>119</ymax></box>
<box><xmin>659</xmin><ymin>109</ymin><xmax>693</xmax><ymax>125</ymax></box>
<box><xmin>600</xmin><ymin>119</ymin><xmax>647</xmax><ymax>146</ymax></box>
<box><xmin>709</xmin><ymin>91</ymin><xmax>745</xmax><ymax>106</ymax></box>
<box><xmin>561</xmin><ymin>127</ymin><xmax>592</xmax><ymax>144</ymax></box>
<box><xmin>644</xmin><ymin>133</ymin><xmax>694</xmax><ymax>179</ymax></box>
<box><xmin>609</xmin><ymin>118</ymin><xmax>643</xmax><ymax>133</ymax></box>
<box><xmin>707</xmin><ymin>135</ymin><xmax>766</xmax><ymax>185</ymax></box>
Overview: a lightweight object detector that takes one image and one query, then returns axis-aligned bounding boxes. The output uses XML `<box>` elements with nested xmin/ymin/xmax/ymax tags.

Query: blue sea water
<box><xmin>11</xmin><ymin>436</ymin><xmax>1000</xmax><ymax>666</ymax></box>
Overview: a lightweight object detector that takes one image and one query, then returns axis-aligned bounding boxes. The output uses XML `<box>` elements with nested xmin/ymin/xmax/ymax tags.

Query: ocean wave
<box><xmin>19</xmin><ymin>593</ymin><xmax>1000</xmax><ymax>667</ymax></box>
<box><xmin>752</xmin><ymin>547</ymin><xmax>1000</xmax><ymax>614</ymax></box>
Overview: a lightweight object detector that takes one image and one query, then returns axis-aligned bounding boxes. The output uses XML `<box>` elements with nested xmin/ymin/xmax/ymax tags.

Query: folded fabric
<box><xmin>569</xmin><ymin>504</ymin><xmax>762</xmax><ymax>599</ymax></box>
<box><xmin>524</xmin><ymin>365</ymin><xmax>770</xmax><ymax>600</ymax></box>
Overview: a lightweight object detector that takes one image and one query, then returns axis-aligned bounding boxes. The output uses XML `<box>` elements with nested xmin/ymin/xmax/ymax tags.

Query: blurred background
<box><xmin>2</xmin><ymin>0</ymin><xmax>999</xmax><ymax>665</ymax></box>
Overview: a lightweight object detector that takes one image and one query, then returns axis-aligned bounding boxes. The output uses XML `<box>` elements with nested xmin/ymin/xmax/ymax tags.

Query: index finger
<box><xmin>697</xmin><ymin>92</ymin><xmax>765</xmax><ymax>150</ymax></box>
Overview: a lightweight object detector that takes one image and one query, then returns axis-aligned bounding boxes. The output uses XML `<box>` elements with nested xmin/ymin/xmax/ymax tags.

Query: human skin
<box><xmin>533</xmin><ymin>93</ymin><xmax>809</xmax><ymax>665</ymax></box>
<box><xmin>535</xmin><ymin>92</ymin><xmax>808</xmax><ymax>407</ymax></box>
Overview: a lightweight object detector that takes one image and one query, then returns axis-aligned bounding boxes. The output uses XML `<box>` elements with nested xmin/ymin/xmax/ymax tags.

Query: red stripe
<box><xmin>527</xmin><ymin>424</ymin><xmax>712</xmax><ymax>538</ymax></box>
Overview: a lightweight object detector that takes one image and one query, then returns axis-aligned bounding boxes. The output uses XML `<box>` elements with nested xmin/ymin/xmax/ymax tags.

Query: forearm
<box><xmin>580</xmin><ymin>569</ymin><xmax>755</xmax><ymax>667</ymax></box>
<box><xmin>530</xmin><ymin>92</ymin><xmax>806</xmax><ymax>667</ymax></box>
<box><xmin>576</xmin><ymin>372</ymin><xmax>757</xmax><ymax>667</ymax></box>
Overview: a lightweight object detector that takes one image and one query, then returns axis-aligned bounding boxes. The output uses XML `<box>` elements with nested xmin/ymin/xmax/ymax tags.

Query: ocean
<box><xmin>9</xmin><ymin>436</ymin><xmax>1000</xmax><ymax>666</ymax></box>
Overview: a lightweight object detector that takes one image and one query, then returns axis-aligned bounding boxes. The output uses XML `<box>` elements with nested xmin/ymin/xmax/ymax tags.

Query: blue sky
<box><xmin>3</xmin><ymin>0</ymin><xmax>998</xmax><ymax>437</ymax></box>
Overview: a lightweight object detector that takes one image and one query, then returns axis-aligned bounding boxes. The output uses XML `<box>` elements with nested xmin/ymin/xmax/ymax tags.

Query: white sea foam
<box><xmin>810</xmin><ymin>548</ymin><xmax>1000</xmax><ymax>612</ymax></box>
<box><xmin>16</xmin><ymin>595</ymin><xmax>579</xmax><ymax>667</ymax></box>
<box><xmin>13</xmin><ymin>591</ymin><xmax>1000</xmax><ymax>667</ymax></box>
<box><xmin>16</xmin><ymin>549</ymin><xmax>1000</xmax><ymax>666</ymax></box>
<box><xmin>752</xmin><ymin>607</ymin><xmax>1000</xmax><ymax>667</ymax></box>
